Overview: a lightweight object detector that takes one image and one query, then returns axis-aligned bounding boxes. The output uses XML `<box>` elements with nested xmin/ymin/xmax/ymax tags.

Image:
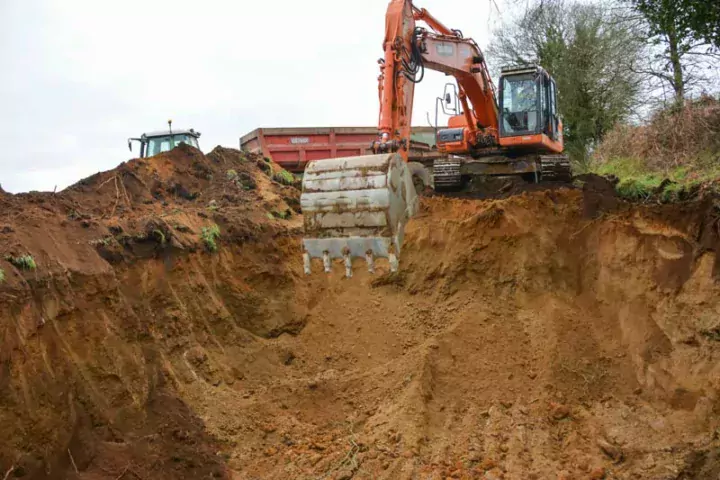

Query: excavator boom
<box><xmin>373</xmin><ymin>0</ymin><xmax>499</xmax><ymax>157</ymax></box>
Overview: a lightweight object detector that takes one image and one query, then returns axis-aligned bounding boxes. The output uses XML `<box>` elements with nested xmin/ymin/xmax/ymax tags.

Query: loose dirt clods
<box><xmin>1</xmin><ymin>144</ymin><xmax>719</xmax><ymax>479</ymax></box>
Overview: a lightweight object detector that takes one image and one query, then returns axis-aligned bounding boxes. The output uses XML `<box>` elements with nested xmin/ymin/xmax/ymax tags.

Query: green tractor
<box><xmin>128</xmin><ymin>120</ymin><xmax>201</xmax><ymax>158</ymax></box>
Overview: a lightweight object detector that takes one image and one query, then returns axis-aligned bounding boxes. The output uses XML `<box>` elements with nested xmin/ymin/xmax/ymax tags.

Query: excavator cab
<box><xmin>498</xmin><ymin>65</ymin><xmax>563</xmax><ymax>150</ymax></box>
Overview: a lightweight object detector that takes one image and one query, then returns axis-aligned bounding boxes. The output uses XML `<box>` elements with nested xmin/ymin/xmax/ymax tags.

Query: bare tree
<box><xmin>487</xmin><ymin>0</ymin><xmax>645</xmax><ymax>170</ymax></box>
<box><xmin>619</xmin><ymin>0</ymin><xmax>720</xmax><ymax>105</ymax></box>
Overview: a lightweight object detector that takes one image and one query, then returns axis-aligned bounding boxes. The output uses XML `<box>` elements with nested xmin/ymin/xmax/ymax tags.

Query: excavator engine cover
<box><xmin>300</xmin><ymin>153</ymin><xmax>419</xmax><ymax>276</ymax></box>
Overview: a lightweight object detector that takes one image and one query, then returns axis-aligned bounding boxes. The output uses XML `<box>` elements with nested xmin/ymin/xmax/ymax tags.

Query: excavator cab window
<box><xmin>500</xmin><ymin>73</ymin><xmax>540</xmax><ymax>136</ymax></box>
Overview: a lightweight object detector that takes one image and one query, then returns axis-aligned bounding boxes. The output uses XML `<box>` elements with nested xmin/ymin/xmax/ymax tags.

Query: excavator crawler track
<box><xmin>432</xmin><ymin>158</ymin><xmax>462</xmax><ymax>190</ymax></box>
<box><xmin>539</xmin><ymin>155</ymin><xmax>572</xmax><ymax>182</ymax></box>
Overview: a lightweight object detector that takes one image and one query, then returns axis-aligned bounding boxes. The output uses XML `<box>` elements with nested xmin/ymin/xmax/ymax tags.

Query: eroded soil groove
<box><xmin>1</xmin><ymin>146</ymin><xmax>718</xmax><ymax>479</ymax></box>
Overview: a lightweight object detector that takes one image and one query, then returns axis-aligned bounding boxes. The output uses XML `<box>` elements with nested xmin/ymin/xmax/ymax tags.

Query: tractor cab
<box><xmin>128</xmin><ymin>121</ymin><xmax>201</xmax><ymax>158</ymax></box>
<box><xmin>498</xmin><ymin>64</ymin><xmax>561</xmax><ymax>147</ymax></box>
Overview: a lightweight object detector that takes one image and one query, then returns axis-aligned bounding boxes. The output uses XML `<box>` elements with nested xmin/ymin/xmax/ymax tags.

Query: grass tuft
<box><xmin>5</xmin><ymin>255</ymin><xmax>37</xmax><ymax>270</ymax></box>
<box><xmin>615</xmin><ymin>174</ymin><xmax>663</xmax><ymax>200</ymax></box>
<box><xmin>201</xmin><ymin>224</ymin><xmax>221</xmax><ymax>252</ymax></box>
<box><xmin>272</xmin><ymin>168</ymin><xmax>295</xmax><ymax>186</ymax></box>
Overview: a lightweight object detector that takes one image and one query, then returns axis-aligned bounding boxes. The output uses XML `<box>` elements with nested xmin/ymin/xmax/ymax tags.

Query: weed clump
<box><xmin>273</xmin><ymin>169</ymin><xmax>295</xmax><ymax>186</ymax></box>
<box><xmin>615</xmin><ymin>175</ymin><xmax>663</xmax><ymax>200</ymax></box>
<box><xmin>89</xmin><ymin>237</ymin><xmax>114</xmax><ymax>247</ymax></box>
<box><xmin>152</xmin><ymin>229</ymin><xmax>167</xmax><ymax>245</ymax></box>
<box><xmin>227</xmin><ymin>169</ymin><xmax>257</xmax><ymax>190</ymax></box>
<box><xmin>266</xmin><ymin>208</ymin><xmax>293</xmax><ymax>220</ymax></box>
<box><xmin>201</xmin><ymin>224</ymin><xmax>221</xmax><ymax>252</ymax></box>
<box><xmin>5</xmin><ymin>255</ymin><xmax>37</xmax><ymax>270</ymax></box>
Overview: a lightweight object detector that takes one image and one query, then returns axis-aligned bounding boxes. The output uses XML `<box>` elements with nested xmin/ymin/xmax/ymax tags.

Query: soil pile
<box><xmin>0</xmin><ymin>145</ymin><xmax>301</xmax><ymax>479</ymax></box>
<box><xmin>1</xmin><ymin>149</ymin><xmax>719</xmax><ymax>479</ymax></box>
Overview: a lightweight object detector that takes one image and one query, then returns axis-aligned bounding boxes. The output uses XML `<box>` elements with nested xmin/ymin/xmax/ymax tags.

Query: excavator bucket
<box><xmin>300</xmin><ymin>153</ymin><xmax>419</xmax><ymax>277</ymax></box>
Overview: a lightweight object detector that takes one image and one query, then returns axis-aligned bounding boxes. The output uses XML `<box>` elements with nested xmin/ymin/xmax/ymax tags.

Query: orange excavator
<box><xmin>300</xmin><ymin>0</ymin><xmax>570</xmax><ymax>276</ymax></box>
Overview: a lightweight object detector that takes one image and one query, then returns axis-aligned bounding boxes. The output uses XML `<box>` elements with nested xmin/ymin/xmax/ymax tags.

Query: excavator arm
<box><xmin>374</xmin><ymin>0</ymin><xmax>499</xmax><ymax>159</ymax></box>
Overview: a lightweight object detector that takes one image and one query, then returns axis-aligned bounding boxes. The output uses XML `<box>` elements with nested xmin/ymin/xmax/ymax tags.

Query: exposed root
<box><xmin>321</xmin><ymin>423</ymin><xmax>361</xmax><ymax>480</ymax></box>
<box><xmin>68</xmin><ymin>448</ymin><xmax>79</xmax><ymax>474</ymax></box>
<box><xmin>2</xmin><ymin>466</ymin><xmax>14</xmax><ymax>480</ymax></box>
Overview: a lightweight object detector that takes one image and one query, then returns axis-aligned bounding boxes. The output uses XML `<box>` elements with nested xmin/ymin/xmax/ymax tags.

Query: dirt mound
<box><xmin>0</xmin><ymin>144</ymin><xmax>300</xmax><ymax>272</ymax></box>
<box><xmin>0</xmin><ymin>145</ymin><xmax>301</xmax><ymax>479</ymax></box>
<box><xmin>2</xmin><ymin>150</ymin><xmax>720</xmax><ymax>479</ymax></box>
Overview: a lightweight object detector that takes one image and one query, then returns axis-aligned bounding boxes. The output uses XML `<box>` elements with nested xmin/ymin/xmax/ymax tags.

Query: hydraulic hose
<box><xmin>399</xmin><ymin>28</ymin><xmax>425</xmax><ymax>84</ymax></box>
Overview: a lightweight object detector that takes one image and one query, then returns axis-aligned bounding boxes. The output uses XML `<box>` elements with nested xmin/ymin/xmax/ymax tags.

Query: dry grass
<box><xmin>595</xmin><ymin>95</ymin><xmax>720</xmax><ymax>171</ymax></box>
<box><xmin>592</xmin><ymin>96</ymin><xmax>720</xmax><ymax>200</ymax></box>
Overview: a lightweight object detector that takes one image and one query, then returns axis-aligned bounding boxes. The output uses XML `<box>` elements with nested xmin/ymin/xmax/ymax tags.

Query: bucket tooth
<box><xmin>303</xmin><ymin>252</ymin><xmax>311</xmax><ymax>275</ymax></box>
<box><xmin>323</xmin><ymin>251</ymin><xmax>331</xmax><ymax>273</ymax></box>
<box><xmin>343</xmin><ymin>251</ymin><xmax>353</xmax><ymax>278</ymax></box>
<box><xmin>389</xmin><ymin>253</ymin><xmax>399</xmax><ymax>273</ymax></box>
<box><xmin>366</xmin><ymin>251</ymin><xmax>375</xmax><ymax>274</ymax></box>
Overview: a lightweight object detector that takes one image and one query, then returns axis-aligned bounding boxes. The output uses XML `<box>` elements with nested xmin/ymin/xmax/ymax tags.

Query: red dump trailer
<box><xmin>239</xmin><ymin>126</ymin><xmax>442</xmax><ymax>173</ymax></box>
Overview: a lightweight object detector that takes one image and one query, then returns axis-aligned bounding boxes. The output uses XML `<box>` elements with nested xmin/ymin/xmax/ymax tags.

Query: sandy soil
<box><xmin>1</xmin><ymin>146</ymin><xmax>718</xmax><ymax>479</ymax></box>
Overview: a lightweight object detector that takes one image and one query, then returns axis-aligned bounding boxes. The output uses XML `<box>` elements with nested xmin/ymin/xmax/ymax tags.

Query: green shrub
<box><xmin>5</xmin><ymin>255</ymin><xmax>37</xmax><ymax>270</ymax></box>
<box><xmin>201</xmin><ymin>224</ymin><xmax>221</xmax><ymax>252</ymax></box>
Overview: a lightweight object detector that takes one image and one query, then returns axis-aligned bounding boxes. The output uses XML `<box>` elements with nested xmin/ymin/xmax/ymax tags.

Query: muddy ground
<box><xmin>1</xmin><ymin>146</ymin><xmax>719</xmax><ymax>479</ymax></box>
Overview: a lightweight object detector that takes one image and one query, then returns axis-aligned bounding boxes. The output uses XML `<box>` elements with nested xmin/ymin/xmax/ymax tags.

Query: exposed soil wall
<box><xmin>1</xmin><ymin>147</ymin><xmax>719</xmax><ymax>479</ymax></box>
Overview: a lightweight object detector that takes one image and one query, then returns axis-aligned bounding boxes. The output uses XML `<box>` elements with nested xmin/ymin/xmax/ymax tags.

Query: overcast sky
<box><xmin>1</xmin><ymin>0</ymin><xmax>509</xmax><ymax>193</ymax></box>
